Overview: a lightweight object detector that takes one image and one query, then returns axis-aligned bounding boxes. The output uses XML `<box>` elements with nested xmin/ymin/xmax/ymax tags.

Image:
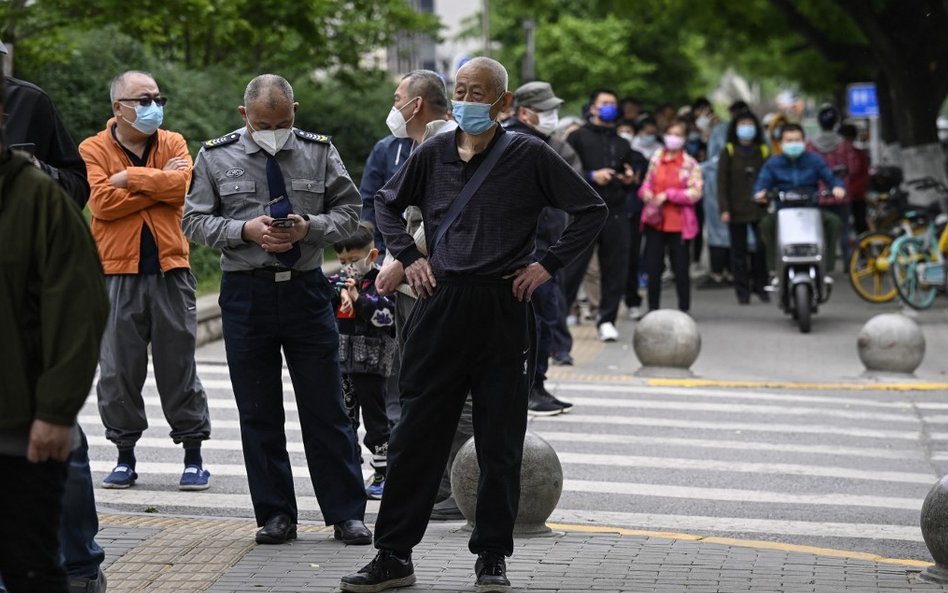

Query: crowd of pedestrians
<box><xmin>1</xmin><ymin>40</ymin><xmax>874</xmax><ymax>593</ymax></box>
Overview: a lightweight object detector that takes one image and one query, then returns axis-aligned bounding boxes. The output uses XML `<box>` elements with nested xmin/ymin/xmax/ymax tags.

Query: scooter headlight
<box><xmin>783</xmin><ymin>244</ymin><xmax>820</xmax><ymax>258</ymax></box>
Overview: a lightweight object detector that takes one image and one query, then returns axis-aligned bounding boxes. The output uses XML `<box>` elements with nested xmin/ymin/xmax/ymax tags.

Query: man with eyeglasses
<box><xmin>79</xmin><ymin>70</ymin><xmax>212</xmax><ymax>492</ymax></box>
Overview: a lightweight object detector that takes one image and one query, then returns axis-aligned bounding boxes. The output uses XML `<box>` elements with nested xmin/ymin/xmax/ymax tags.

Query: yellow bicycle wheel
<box><xmin>848</xmin><ymin>232</ymin><xmax>897</xmax><ymax>303</ymax></box>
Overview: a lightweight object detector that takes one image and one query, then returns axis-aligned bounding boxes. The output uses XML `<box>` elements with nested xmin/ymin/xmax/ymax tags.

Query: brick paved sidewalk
<box><xmin>97</xmin><ymin>512</ymin><xmax>947</xmax><ymax>593</ymax></box>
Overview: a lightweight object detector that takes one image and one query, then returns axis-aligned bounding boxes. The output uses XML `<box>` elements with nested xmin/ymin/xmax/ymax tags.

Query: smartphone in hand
<box><xmin>269</xmin><ymin>218</ymin><xmax>295</xmax><ymax>228</ymax></box>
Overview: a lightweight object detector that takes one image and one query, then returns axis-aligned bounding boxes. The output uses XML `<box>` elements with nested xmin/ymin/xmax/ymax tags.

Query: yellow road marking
<box><xmin>547</xmin><ymin>522</ymin><xmax>932</xmax><ymax>567</ymax></box>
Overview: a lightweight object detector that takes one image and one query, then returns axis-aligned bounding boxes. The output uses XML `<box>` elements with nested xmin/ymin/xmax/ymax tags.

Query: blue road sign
<box><xmin>847</xmin><ymin>83</ymin><xmax>879</xmax><ymax>118</ymax></box>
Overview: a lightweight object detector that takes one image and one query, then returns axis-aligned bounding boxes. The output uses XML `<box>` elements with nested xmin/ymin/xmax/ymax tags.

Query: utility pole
<box><xmin>522</xmin><ymin>19</ymin><xmax>536</xmax><ymax>83</ymax></box>
<box><xmin>482</xmin><ymin>0</ymin><xmax>491</xmax><ymax>57</ymax></box>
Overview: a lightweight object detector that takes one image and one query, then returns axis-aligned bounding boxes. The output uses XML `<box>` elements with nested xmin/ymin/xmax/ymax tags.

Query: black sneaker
<box><xmin>536</xmin><ymin>384</ymin><xmax>573</xmax><ymax>413</ymax></box>
<box><xmin>475</xmin><ymin>551</ymin><xmax>511</xmax><ymax>592</ymax></box>
<box><xmin>547</xmin><ymin>393</ymin><xmax>573</xmax><ymax>413</ymax></box>
<box><xmin>527</xmin><ymin>387</ymin><xmax>564</xmax><ymax>417</ymax></box>
<box><xmin>339</xmin><ymin>550</ymin><xmax>416</xmax><ymax>592</ymax></box>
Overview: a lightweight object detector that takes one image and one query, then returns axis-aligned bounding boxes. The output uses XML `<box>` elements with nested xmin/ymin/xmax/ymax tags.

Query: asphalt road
<box><xmin>82</xmin><ymin>275</ymin><xmax>948</xmax><ymax>564</ymax></box>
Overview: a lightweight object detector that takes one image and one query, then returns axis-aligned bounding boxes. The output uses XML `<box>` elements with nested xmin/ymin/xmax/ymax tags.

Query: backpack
<box><xmin>725</xmin><ymin>142</ymin><xmax>770</xmax><ymax>159</ymax></box>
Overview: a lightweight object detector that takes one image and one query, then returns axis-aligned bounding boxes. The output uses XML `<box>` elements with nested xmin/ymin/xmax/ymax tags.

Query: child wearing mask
<box><xmin>329</xmin><ymin>222</ymin><xmax>397</xmax><ymax>500</ymax></box>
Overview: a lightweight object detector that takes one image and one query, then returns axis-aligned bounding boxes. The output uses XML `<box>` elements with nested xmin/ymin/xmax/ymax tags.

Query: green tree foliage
<box><xmin>3</xmin><ymin>0</ymin><xmax>438</xmax><ymax>76</ymax></box>
<box><xmin>479</xmin><ymin>0</ymin><xmax>702</xmax><ymax>109</ymax></box>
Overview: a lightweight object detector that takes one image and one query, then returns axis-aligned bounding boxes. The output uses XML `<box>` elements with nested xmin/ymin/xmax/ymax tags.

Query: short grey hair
<box><xmin>110</xmin><ymin>70</ymin><xmax>155</xmax><ymax>103</ymax></box>
<box><xmin>402</xmin><ymin>70</ymin><xmax>449</xmax><ymax>116</ymax></box>
<box><xmin>458</xmin><ymin>57</ymin><xmax>508</xmax><ymax>97</ymax></box>
<box><xmin>244</xmin><ymin>74</ymin><xmax>294</xmax><ymax>109</ymax></box>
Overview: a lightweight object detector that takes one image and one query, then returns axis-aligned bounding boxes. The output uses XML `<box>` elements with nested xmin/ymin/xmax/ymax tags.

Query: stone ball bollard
<box><xmin>920</xmin><ymin>475</ymin><xmax>948</xmax><ymax>583</ymax></box>
<box><xmin>451</xmin><ymin>431</ymin><xmax>562</xmax><ymax>535</ymax></box>
<box><xmin>857</xmin><ymin>313</ymin><xmax>925</xmax><ymax>376</ymax></box>
<box><xmin>632</xmin><ymin>310</ymin><xmax>701</xmax><ymax>378</ymax></box>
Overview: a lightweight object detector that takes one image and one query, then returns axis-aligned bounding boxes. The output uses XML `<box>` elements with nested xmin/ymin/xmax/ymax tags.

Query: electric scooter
<box><xmin>766</xmin><ymin>190</ymin><xmax>833</xmax><ymax>333</ymax></box>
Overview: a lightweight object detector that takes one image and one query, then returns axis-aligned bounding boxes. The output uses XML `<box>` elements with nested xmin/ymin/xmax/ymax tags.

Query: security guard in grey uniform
<box><xmin>183</xmin><ymin>74</ymin><xmax>371</xmax><ymax>546</ymax></box>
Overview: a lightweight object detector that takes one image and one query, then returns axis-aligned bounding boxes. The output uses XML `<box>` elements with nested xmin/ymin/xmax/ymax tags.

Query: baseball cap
<box><xmin>514</xmin><ymin>81</ymin><xmax>564</xmax><ymax>111</ymax></box>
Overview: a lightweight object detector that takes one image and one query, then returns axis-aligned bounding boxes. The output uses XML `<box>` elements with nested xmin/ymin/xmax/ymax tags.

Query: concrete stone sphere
<box><xmin>920</xmin><ymin>475</ymin><xmax>948</xmax><ymax>583</ymax></box>
<box><xmin>633</xmin><ymin>309</ymin><xmax>701</xmax><ymax>369</ymax></box>
<box><xmin>857</xmin><ymin>313</ymin><xmax>925</xmax><ymax>374</ymax></box>
<box><xmin>451</xmin><ymin>431</ymin><xmax>562</xmax><ymax>535</ymax></box>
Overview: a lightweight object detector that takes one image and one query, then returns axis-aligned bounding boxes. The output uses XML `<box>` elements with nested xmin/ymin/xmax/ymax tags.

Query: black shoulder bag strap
<box><xmin>429</xmin><ymin>131</ymin><xmax>514</xmax><ymax>255</ymax></box>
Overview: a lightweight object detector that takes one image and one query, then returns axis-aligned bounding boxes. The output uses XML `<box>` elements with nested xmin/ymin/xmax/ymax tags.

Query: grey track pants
<box><xmin>96</xmin><ymin>270</ymin><xmax>211</xmax><ymax>449</ymax></box>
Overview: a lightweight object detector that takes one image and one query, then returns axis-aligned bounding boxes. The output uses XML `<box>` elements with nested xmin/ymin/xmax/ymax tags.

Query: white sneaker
<box><xmin>627</xmin><ymin>306</ymin><xmax>643</xmax><ymax>321</ymax></box>
<box><xmin>598</xmin><ymin>322</ymin><xmax>619</xmax><ymax>342</ymax></box>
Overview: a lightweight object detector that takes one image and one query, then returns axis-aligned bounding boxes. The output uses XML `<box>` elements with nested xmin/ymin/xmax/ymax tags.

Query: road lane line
<box><xmin>556</xmin><ymin>453</ymin><xmax>935</xmax><ymax>484</ymax></box>
<box><xmin>562</xmin><ymin>479</ymin><xmax>921</xmax><ymax>509</ymax></box>
<box><xmin>537</xmin><ymin>431</ymin><xmax>923</xmax><ymax>460</ymax></box>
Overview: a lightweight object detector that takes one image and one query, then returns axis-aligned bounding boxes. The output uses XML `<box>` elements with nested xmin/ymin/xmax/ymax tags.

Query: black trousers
<box><xmin>531</xmin><ymin>271</ymin><xmax>570</xmax><ymax>385</ymax></box>
<box><xmin>624</xmin><ymin>214</ymin><xmax>644</xmax><ymax>308</ymax></box>
<box><xmin>644</xmin><ymin>226</ymin><xmax>691</xmax><ymax>312</ymax></box>
<box><xmin>375</xmin><ymin>277</ymin><xmax>533</xmax><ymax>557</ymax></box>
<box><xmin>0</xmin><ymin>456</ymin><xmax>68</xmax><ymax>593</ymax></box>
<box><xmin>563</xmin><ymin>210</ymin><xmax>630</xmax><ymax>325</ymax></box>
<box><xmin>220</xmin><ymin>270</ymin><xmax>367</xmax><ymax>526</ymax></box>
<box><xmin>728</xmin><ymin>221</ymin><xmax>767</xmax><ymax>301</ymax></box>
<box><xmin>342</xmin><ymin>372</ymin><xmax>391</xmax><ymax>454</ymax></box>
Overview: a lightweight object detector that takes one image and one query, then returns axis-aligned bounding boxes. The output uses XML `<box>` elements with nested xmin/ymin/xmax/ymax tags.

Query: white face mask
<box><xmin>695</xmin><ymin>114</ymin><xmax>711</xmax><ymax>132</ymax></box>
<box><xmin>531</xmin><ymin>108</ymin><xmax>559</xmax><ymax>136</ymax></box>
<box><xmin>619</xmin><ymin>132</ymin><xmax>635</xmax><ymax>144</ymax></box>
<box><xmin>386</xmin><ymin>97</ymin><xmax>419</xmax><ymax>139</ymax></box>
<box><xmin>247</xmin><ymin>120</ymin><xmax>293</xmax><ymax>156</ymax></box>
<box><xmin>342</xmin><ymin>253</ymin><xmax>374</xmax><ymax>278</ymax></box>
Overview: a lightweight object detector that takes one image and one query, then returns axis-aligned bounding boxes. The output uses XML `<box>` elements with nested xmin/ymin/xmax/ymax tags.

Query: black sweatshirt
<box><xmin>567</xmin><ymin>122</ymin><xmax>638</xmax><ymax>210</ymax></box>
<box><xmin>375</xmin><ymin>125</ymin><xmax>607</xmax><ymax>277</ymax></box>
<box><xmin>5</xmin><ymin>77</ymin><xmax>90</xmax><ymax>209</ymax></box>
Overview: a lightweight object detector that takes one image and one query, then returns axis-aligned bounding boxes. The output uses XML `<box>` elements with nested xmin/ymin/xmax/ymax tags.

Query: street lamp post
<box><xmin>481</xmin><ymin>0</ymin><xmax>491</xmax><ymax>57</ymax></box>
<box><xmin>521</xmin><ymin>19</ymin><xmax>536</xmax><ymax>83</ymax></box>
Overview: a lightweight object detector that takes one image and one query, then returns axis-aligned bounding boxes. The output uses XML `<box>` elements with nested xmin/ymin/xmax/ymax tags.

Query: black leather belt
<box><xmin>236</xmin><ymin>267</ymin><xmax>310</xmax><ymax>282</ymax></box>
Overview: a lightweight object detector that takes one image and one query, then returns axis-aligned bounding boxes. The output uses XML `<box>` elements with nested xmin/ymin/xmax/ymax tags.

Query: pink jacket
<box><xmin>638</xmin><ymin>149</ymin><xmax>703</xmax><ymax>240</ymax></box>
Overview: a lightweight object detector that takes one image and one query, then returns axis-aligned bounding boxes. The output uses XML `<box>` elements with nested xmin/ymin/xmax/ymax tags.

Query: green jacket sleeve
<box><xmin>34</xmin><ymin>183</ymin><xmax>109</xmax><ymax>426</ymax></box>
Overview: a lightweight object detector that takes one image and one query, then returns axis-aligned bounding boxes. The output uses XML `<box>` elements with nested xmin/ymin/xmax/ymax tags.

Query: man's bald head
<box><xmin>110</xmin><ymin>71</ymin><xmax>156</xmax><ymax>103</ymax></box>
<box><xmin>456</xmin><ymin>57</ymin><xmax>508</xmax><ymax>97</ymax></box>
<box><xmin>244</xmin><ymin>74</ymin><xmax>294</xmax><ymax>111</ymax></box>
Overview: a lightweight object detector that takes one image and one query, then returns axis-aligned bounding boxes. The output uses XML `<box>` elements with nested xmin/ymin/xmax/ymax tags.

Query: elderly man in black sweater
<box><xmin>340</xmin><ymin>58</ymin><xmax>607</xmax><ymax>593</ymax></box>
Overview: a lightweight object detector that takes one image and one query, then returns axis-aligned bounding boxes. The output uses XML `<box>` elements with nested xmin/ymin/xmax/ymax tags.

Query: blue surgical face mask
<box><xmin>736</xmin><ymin>124</ymin><xmax>757</xmax><ymax>141</ymax></box>
<box><xmin>123</xmin><ymin>102</ymin><xmax>163</xmax><ymax>135</ymax></box>
<box><xmin>452</xmin><ymin>94</ymin><xmax>504</xmax><ymax>135</ymax></box>
<box><xmin>597</xmin><ymin>103</ymin><xmax>619</xmax><ymax>123</ymax></box>
<box><xmin>782</xmin><ymin>141</ymin><xmax>805</xmax><ymax>158</ymax></box>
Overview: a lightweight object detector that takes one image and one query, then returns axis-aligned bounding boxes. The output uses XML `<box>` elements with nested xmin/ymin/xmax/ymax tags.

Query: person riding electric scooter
<box><xmin>753</xmin><ymin>123</ymin><xmax>845</xmax><ymax>332</ymax></box>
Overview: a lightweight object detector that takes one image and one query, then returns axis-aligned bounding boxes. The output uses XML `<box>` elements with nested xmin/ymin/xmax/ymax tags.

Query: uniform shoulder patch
<box><xmin>203</xmin><ymin>133</ymin><xmax>240</xmax><ymax>149</ymax></box>
<box><xmin>294</xmin><ymin>128</ymin><xmax>332</xmax><ymax>144</ymax></box>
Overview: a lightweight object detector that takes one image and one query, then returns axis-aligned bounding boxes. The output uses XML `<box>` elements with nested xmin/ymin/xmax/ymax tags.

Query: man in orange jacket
<box><xmin>79</xmin><ymin>70</ymin><xmax>211</xmax><ymax>491</ymax></box>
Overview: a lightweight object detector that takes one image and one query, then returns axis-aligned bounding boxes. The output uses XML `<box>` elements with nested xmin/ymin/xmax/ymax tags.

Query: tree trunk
<box><xmin>835</xmin><ymin>0</ymin><xmax>948</xmax><ymax>202</ymax></box>
<box><xmin>884</xmin><ymin>67</ymin><xmax>948</xmax><ymax>205</ymax></box>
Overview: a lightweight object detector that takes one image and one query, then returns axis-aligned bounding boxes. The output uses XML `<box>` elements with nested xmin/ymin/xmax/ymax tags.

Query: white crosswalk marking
<box><xmin>82</xmin><ymin>368</ymin><xmax>944</xmax><ymax>549</ymax></box>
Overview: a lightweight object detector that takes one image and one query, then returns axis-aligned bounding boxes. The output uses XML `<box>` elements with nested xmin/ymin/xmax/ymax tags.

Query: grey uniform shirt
<box><xmin>183</xmin><ymin>127</ymin><xmax>361</xmax><ymax>272</ymax></box>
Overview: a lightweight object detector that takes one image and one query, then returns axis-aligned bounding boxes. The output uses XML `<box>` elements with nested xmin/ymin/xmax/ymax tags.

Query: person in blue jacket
<box><xmin>752</xmin><ymin>123</ymin><xmax>845</xmax><ymax>273</ymax></box>
<box><xmin>360</xmin><ymin>135</ymin><xmax>412</xmax><ymax>251</ymax></box>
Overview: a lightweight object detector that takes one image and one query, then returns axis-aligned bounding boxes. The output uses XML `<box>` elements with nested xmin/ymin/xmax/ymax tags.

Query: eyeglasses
<box><xmin>117</xmin><ymin>96</ymin><xmax>168</xmax><ymax>107</ymax></box>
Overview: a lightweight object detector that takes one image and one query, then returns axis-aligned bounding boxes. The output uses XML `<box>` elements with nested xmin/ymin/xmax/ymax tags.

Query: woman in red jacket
<box><xmin>638</xmin><ymin>118</ymin><xmax>704</xmax><ymax>313</ymax></box>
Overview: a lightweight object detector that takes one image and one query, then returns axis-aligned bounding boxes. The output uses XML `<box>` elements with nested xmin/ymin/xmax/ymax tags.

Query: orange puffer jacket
<box><xmin>80</xmin><ymin>119</ymin><xmax>192</xmax><ymax>274</ymax></box>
